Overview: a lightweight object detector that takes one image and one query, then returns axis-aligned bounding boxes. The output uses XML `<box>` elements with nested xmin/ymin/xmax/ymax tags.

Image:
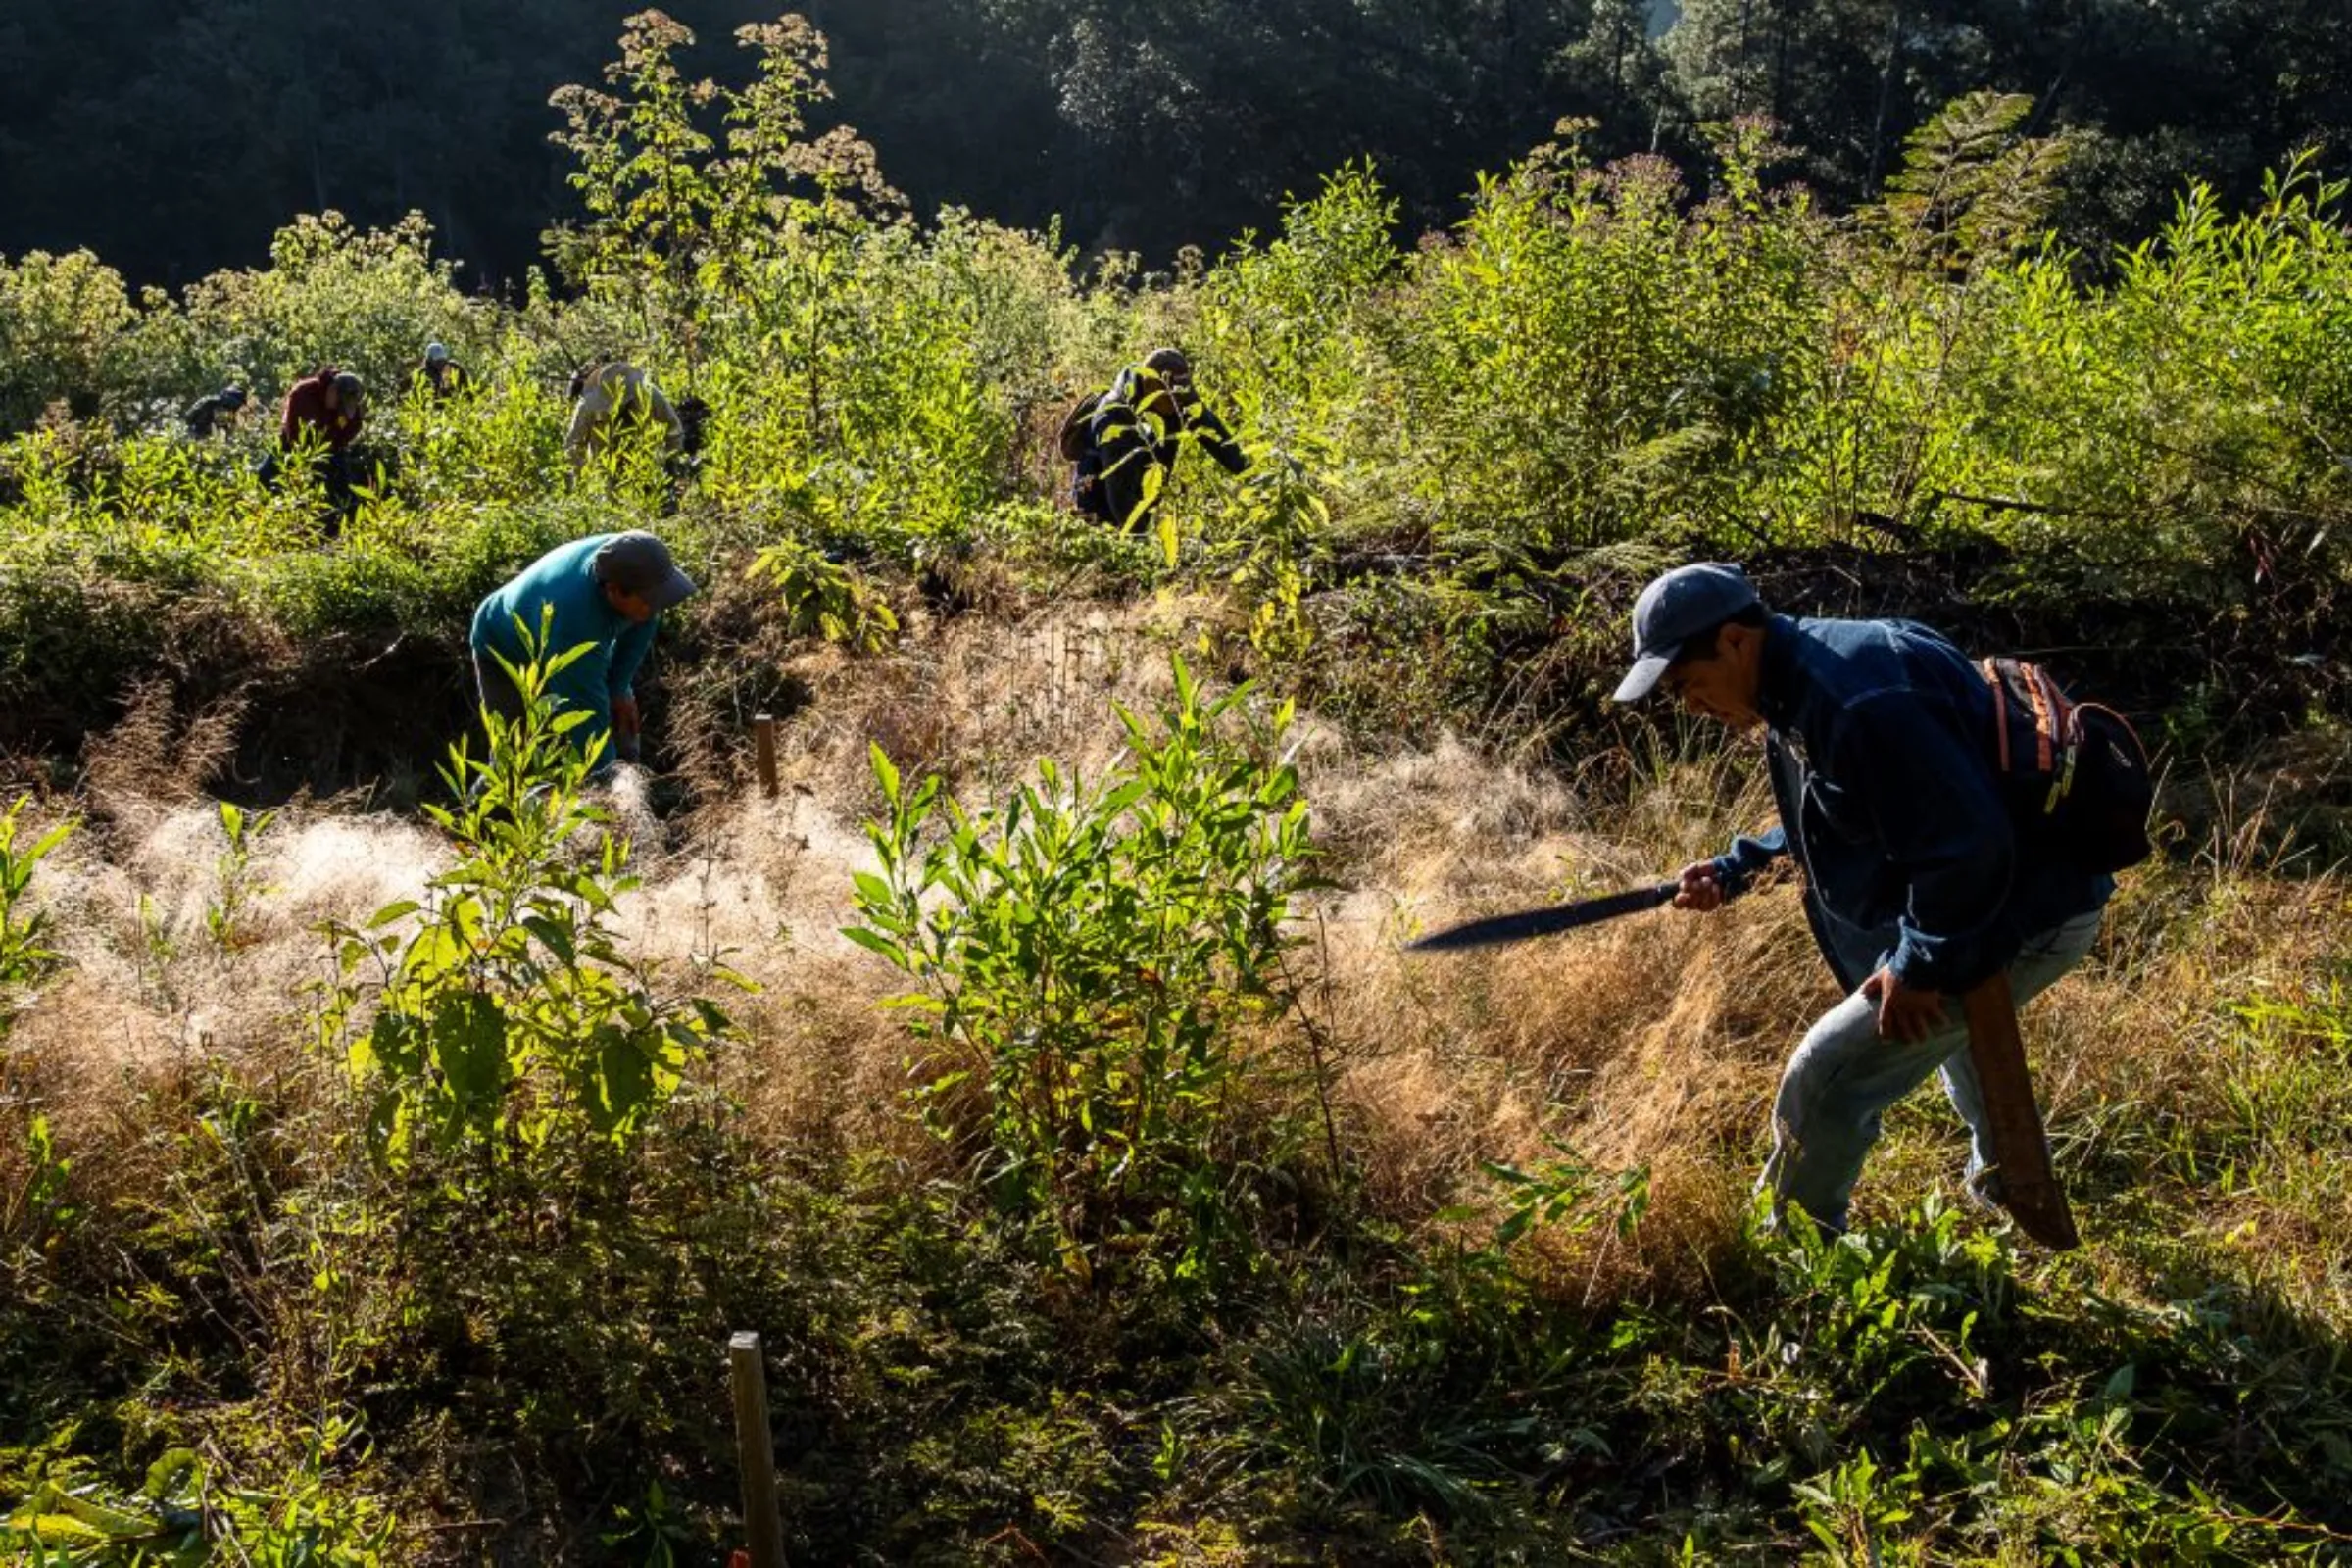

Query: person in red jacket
<box><xmin>267</xmin><ymin>368</ymin><xmax>368</xmax><ymax>524</ymax></box>
<box><xmin>280</xmin><ymin>368</ymin><xmax>365</xmax><ymax>451</ymax></box>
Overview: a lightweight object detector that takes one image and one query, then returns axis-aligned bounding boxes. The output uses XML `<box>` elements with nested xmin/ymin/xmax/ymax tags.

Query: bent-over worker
<box><xmin>416</xmin><ymin>341</ymin><xmax>468</xmax><ymax>399</ymax></box>
<box><xmin>182</xmin><ymin>384</ymin><xmax>248</xmax><ymax>438</ymax></box>
<box><xmin>564</xmin><ymin>360</ymin><xmax>685</xmax><ymax>471</ymax></box>
<box><xmin>280</xmin><ymin>368</ymin><xmax>365</xmax><ymax>453</ymax></box>
<box><xmin>270</xmin><ymin>368</ymin><xmax>368</xmax><ymax>520</ymax></box>
<box><xmin>1613</xmin><ymin>563</ymin><xmax>2113</xmax><ymax>1234</ymax></box>
<box><xmin>1078</xmin><ymin>347</ymin><xmax>1249</xmax><ymax>529</ymax></box>
<box><xmin>469</xmin><ymin>531</ymin><xmax>699</xmax><ymax>769</ymax></box>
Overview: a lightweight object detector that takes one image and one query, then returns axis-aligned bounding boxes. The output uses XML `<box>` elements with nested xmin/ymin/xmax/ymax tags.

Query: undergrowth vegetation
<box><xmin>851</xmin><ymin>658</ymin><xmax>1321</xmax><ymax>1291</ymax></box>
<box><xmin>4</xmin><ymin>10</ymin><xmax>2352</xmax><ymax>1564</ymax></box>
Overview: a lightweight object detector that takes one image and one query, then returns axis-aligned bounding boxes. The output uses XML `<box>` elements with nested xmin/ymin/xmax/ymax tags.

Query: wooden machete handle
<box><xmin>1960</xmin><ymin>970</ymin><xmax>2082</xmax><ymax>1251</ymax></box>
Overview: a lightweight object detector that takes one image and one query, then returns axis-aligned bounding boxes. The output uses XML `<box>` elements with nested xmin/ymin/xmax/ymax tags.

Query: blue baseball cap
<box><xmin>1611</xmin><ymin>563</ymin><xmax>1762</xmax><ymax>702</ymax></box>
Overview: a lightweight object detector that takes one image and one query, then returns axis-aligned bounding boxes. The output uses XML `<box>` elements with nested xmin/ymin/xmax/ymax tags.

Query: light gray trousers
<box><xmin>1760</xmin><ymin>909</ymin><xmax>2104</xmax><ymax>1233</ymax></box>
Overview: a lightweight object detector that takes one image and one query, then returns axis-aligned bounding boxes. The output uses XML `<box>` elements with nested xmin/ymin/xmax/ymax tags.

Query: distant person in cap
<box><xmin>181</xmin><ymin>384</ymin><xmax>248</xmax><ymax>438</ymax></box>
<box><xmin>1069</xmin><ymin>346</ymin><xmax>1249</xmax><ymax>530</ymax></box>
<box><xmin>416</xmin><ymin>341</ymin><xmax>468</xmax><ymax>400</ymax></box>
<box><xmin>564</xmin><ymin>360</ymin><xmax>685</xmax><ymax>472</ymax></box>
<box><xmin>468</xmin><ymin>531</ymin><xmax>699</xmax><ymax>769</ymax></box>
<box><xmin>1614</xmin><ymin>563</ymin><xmax>2113</xmax><ymax>1235</ymax></box>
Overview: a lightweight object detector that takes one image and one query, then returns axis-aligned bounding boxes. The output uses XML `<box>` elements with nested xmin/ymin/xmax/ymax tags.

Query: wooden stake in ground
<box><xmin>729</xmin><ymin>1331</ymin><xmax>789</xmax><ymax>1568</ymax></box>
<box><xmin>753</xmin><ymin>713</ymin><xmax>778</xmax><ymax>799</ymax></box>
<box><xmin>1960</xmin><ymin>971</ymin><xmax>2081</xmax><ymax>1250</ymax></box>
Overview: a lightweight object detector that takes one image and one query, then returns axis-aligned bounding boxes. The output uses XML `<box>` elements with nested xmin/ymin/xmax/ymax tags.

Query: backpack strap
<box><xmin>1980</xmin><ymin>658</ymin><xmax>2012</xmax><ymax>773</ymax></box>
<box><xmin>2018</xmin><ymin>662</ymin><xmax>2056</xmax><ymax>773</ymax></box>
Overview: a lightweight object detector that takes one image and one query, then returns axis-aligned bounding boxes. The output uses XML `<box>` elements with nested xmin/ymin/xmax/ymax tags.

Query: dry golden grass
<box><xmin>78</xmin><ymin>679</ymin><xmax>250</xmax><ymax>812</ymax></box>
<box><xmin>8</xmin><ymin>603</ymin><xmax>2349</xmax><ymax>1334</ymax></box>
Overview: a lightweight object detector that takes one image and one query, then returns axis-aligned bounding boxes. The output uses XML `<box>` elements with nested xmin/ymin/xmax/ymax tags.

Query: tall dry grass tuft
<box><xmin>612</xmin><ymin>787</ymin><xmax>916</xmax><ymax>1155</ymax></box>
<box><xmin>732</xmin><ymin>596</ymin><xmax>1234</xmax><ymax>819</ymax></box>
<box><xmin>13</xmin><ymin>805</ymin><xmax>448</xmax><ymax>1093</ymax></box>
<box><xmin>1290</xmin><ymin>727</ymin><xmax>1819</xmax><ymax>1291</ymax></box>
<box><xmin>79</xmin><ymin>681</ymin><xmax>249</xmax><ymax>821</ymax></box>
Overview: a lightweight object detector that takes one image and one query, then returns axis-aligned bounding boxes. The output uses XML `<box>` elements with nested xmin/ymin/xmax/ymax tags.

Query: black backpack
<box><xmin>1056</xmin><ymin>390</ymin><xmax>1105</xmax><ymax>462</ymax></box>
<box><xmin>1979</xmin><ymin>657</ymin><xmax>2155</xmax><ymax>874</ymax></box>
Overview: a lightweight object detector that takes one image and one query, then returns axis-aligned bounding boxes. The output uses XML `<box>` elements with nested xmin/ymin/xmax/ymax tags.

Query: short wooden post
<box><xmin>729</xmin><ymin>1331</ymin><xmax>788</xmax><ymax>1568</ymax></box>
<box><xmin>753</xmin><ymin>713</ymin><xmax>779</xmax><ymax>798</ymax></box>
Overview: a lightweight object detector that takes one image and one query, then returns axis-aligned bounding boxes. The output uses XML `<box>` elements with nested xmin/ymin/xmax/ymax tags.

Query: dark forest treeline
<box><xmin>4</xmin><ymin>0</ymin><xmax>2350</xmax><ymax>286</ymax></box>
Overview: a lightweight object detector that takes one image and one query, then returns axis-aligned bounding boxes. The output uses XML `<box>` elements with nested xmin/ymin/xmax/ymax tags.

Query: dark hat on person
<box><xmin>1140</xmin><ymin>346</ymin><xmax>1193</xmax><ymax>389</ymax></box>
<box><xmin>593</xmin><ymin>531</ymin><xmax>698</xmax><ymax>612</ymax></box>
<box><xmin>220</xmin><ymin>385</ymin><xmax>248</xmax><ymax>407</ymax></box>
<box><xmin>331</xmin><ymin>371</ymin><xmax>364</xmax><ymax>405</ymax></box>
<box><xmin>1611</xmin><ymin>562</ymin><xmax>1762</xmax><ymax>703</ymax></box>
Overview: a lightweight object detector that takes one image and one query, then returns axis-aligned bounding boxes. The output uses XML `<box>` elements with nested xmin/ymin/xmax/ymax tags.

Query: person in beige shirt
<box><xmin>564</xmin><ymin>360</ymin><xmax>685</xmax><ymax>470</ymax></box>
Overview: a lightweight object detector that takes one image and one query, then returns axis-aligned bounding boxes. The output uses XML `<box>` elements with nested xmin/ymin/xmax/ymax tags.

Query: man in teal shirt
<box><xmin>469</xmin><ymin>531</ymin><xmax>698</xmax><ymax>767</ymax></box>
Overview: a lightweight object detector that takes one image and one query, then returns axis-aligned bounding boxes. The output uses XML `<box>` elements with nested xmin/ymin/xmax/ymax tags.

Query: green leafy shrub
<box><xmin>850</xmin><ymin>655</ymin><xmax>1319</xmax><ymax>1278</ymax></box>
<box><xmin>2</xmin><ymin>1416</ymin><xmax>393</xmax><ymax>1565</ymax></box>
<box><xmin>1476</xmin><ymin>1136</ymin><xmax>1652</xmax><ymax>1250</ymax></box>
<box><xmin>202</xmin><ymin>803</ymin><xmax>275</xmax><ymax>955</ymax></box>
<box><xmin>137</xmin><ymin>211</ymin><xmax>489</xmax><ymax>412</ymax></box>
<box><xmin>748</xmin><ymin>534</ymin><xmax>900</xmax><ymax>651</ymax></box>
<box><xmin>1744</xmin><ymin>1196</ymin><xmax>2018</xmax><ymax>1444</ymax></box>
<box><xmin>2</xmin><ymin>1111</ymin><xmax>74</xmax><ymax>1251</ymax></box>
<box><xmin>314</xmin><ymin>622</ymin><xmax>744</xmax><ymax>1166</ymax></box>
<box><xmin>0</xmin><ymin>801</ymin><xmax>74</xmax><ymax>1037</ymax></box>
<box><xmin>0</xmin><ymin>250</ymin><xmax>139</xmax><ymax>431</ymax></box>
<box><xmin>394</xmin><ymin>373</ymin><xmax>570</xmax><ymax>508</ymax></box>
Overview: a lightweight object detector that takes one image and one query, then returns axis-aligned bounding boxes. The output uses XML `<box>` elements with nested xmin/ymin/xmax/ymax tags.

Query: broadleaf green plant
<box><xmin>313</xmin><ymin>612</ymin><xmax>746</xmax><ymax>1167</ymax></box>
<box><xmin>748</xmin><ymin>534</ymin><xmax>900</xmax><ymax>652</ymax></box>
<box><xmin>0</xmin><ymin>800</ymin><xmax>74</xmax><ymax>1039</ymax></box>
<box><xmin>849</xmin><ymin>654</ymin><xmax>1320</xmax><ymax>1282</ymax></box>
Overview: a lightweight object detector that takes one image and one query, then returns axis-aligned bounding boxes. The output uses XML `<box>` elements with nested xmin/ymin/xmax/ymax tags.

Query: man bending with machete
<box><xmin>1613</xmin><ymin>563</ymin><xmax>2112</xmax><ymax>1235</ymax></box>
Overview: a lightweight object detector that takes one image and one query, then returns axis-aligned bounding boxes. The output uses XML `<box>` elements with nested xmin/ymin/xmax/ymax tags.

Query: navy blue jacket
<box><xmin>1712</xmin><ymin>613</ymin><xmax>2111</xmax><ymax>993</ymax></box>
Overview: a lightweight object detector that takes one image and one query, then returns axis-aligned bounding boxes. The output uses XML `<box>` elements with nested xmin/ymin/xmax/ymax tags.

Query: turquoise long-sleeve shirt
<box><xmin>469</xmin><ymin>534</ymin><xmax>660</xmax><ymax>761</ymax></box>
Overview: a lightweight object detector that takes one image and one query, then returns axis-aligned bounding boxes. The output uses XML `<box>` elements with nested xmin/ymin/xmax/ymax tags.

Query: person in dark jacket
<box><xmin>469</xmin><ymin>531</ymin><xmax>698</xmax><ymax>770</ymax></box>
<box><xmin>1075</xmin><ymin>347</ymin><xmax>1249</xmax><ymax>529</ymax></box>
<box><xmin>1613</xmin><ymin>563</ymin><xmax>2112</xmax><ymax>1234</ymax></box>
<box><xmin>182</xmin><ymin>384</ymin><xmax>247</xmax><ymax>437</ymax></box>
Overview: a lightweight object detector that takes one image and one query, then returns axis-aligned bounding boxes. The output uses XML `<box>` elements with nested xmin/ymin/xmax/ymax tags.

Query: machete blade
<box><xmin>1404</xmin><ymin>881</ymin><xmax>1679</xmax><ymax>953</ymax></box>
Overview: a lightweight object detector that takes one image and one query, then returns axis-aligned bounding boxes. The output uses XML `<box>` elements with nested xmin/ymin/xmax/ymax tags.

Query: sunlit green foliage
<box><xmin>747</xmin><ymin>535</ymin><xmax>900</xmax><ymax>652</ymax></box>
<box><xmin>2</xmin><ymin>1418</ymin><xmax>392</xmax><ymax>1566</ymax></box>
<box><xmin>0</xmin><ymin>251</ymin><xmax>138</xmax><ymax>430</ymax></box>
<box><xmin>136</xmin><ymin>212</ymin><xmax>491</xmax><ymax>419</ymax></box>
<box><xmin>9</xmin><ymin>78</ymin><xmax>2351</xmax><ymax>707</ymax></box>
<box><xmin>0</xmin><ymin>802</ymin><xmax>73</xmax><ymax>1036</ymax></box>
<box><xmin>851</xmin><ymin>657</ymin><xmax>1320</xmax><ymax>1282</ymax></box>
<box><xmin>314</xmin><ymin>622</ymin><xmax>745</xmax><ymax>1165</ymax></box>
<box><xmin>5</xmin><ymin>22</ymin><xmax>2352</xmax><ymax>1557</ymax></box>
